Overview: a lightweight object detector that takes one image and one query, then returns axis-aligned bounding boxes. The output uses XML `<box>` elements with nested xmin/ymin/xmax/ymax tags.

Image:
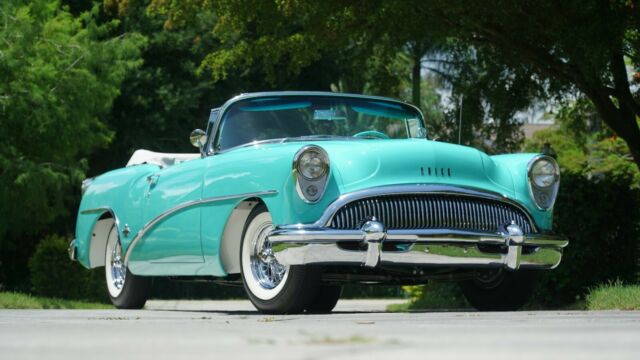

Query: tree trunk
<box><xmin>582</xmin><ymin>85</ymin><xmax>640</xmax><ymax>171</ymax></box>
<box><xmin>412</xmin><ymin>55</ymin><xmax>421</xmax><ymax>107</ymax></box>
<box><xmin>619</xmin><ymin>121</ymin><xmax>640</xmax><ymax>171</ymax></box>
<box><xmin>609</xmin><ymin>109</ymin><xmax>640</xmax><ymax>170</ymax></box>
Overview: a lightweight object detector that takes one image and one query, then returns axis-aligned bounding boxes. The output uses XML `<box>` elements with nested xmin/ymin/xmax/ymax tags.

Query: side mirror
<box><xmin>190</xmin><ymin>129</ymin><xmax>207</xmax><ymax>151</ymax></box>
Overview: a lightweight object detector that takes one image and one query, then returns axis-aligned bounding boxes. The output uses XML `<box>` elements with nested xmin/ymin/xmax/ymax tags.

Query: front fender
<box><xmin>491</xmin><ymin>153</ymin><xmax>554</xmax><ymax>230</ymax></box>
<box><xmin>74</xmin><ymin>164</ymin><xmax>158</xmax><ymax>268</ymax></box>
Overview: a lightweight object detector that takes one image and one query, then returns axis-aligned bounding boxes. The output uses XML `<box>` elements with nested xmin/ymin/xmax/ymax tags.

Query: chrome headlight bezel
<box><xmin>527</xmin><ymin>155</ymin><xmax>560</xmax><ymax>210</ymax></box>
<box><xmin>293</xmin><ymin>145</ymin><xmax>330</xmax><ymax>203</ymax></box>
<box><xmin>296</xmin><ymin>148</ymin><xmax>329</xmax><ymax>180</ymax></box>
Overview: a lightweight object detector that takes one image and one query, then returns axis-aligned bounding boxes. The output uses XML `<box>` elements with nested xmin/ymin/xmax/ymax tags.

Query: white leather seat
<box><xmin>126</xmin><ymin>149</ymin><xmax>200</xmax><ymax>168</ymax></box>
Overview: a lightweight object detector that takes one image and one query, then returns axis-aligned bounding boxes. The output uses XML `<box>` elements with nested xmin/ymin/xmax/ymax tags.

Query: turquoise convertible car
<box><xmin>70</xmin><ymin>91</ymin><xmax>568</xmax><ymax>313</ymax></box>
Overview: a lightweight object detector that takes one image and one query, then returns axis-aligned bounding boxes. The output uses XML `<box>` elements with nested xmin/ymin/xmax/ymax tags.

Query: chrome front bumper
<box><xmin>267</xmin><ymin>220</ymin><xmax>568</xmax><ymax>271</ymax></box>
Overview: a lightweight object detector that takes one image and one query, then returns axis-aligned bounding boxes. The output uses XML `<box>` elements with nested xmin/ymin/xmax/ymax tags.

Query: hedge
<box><xmin>532</xmin><ymin>172</ymin><xmax>639</xmax><ymax>306</ymax></box>
<box><xmin>29</xmin><ymin>235</ymin><xmax>108</xmax><ymax>302</ymax></box>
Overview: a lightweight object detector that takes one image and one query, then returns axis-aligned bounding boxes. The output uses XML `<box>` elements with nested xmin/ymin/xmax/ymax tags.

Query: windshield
<box><xmin>213</xmin><ymin>96</ymin><xmax>426</xmax><ymax>152</ymax></box>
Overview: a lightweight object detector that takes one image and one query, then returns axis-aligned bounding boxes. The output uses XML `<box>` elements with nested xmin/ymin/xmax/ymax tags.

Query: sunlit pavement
<box><xmin>1</xmin><ymin>299</ymin><xmax>639</xmax><ymax>359</ymax></box>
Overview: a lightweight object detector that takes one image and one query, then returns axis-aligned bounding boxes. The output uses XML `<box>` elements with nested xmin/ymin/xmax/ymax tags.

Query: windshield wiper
<box><xmin>233</xmin><ymin>135</ymin><xmax>362</xmax><ymax>150</ymax></box>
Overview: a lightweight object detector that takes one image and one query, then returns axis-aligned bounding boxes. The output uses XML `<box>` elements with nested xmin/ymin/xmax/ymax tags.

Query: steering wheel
<box><xmin>352</xmin><ymin>130</ymin><xmax>389</xmax><ymax>139</ymax></box>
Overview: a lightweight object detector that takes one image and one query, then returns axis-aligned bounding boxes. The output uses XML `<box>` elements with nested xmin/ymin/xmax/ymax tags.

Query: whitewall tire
<box><xmin>105</xmin><ymin>225</ymin><xmax>151</xmax><ymax>309</ymax></box>
<box><xmin>240</xmin><ymin>204</ymin><xmax>321</xmax><ymax>314</ymax></box>
<box><xmin>241</xmin><ymin>211</ymin><xmax>290</xmax><ymax>300</ymax></box>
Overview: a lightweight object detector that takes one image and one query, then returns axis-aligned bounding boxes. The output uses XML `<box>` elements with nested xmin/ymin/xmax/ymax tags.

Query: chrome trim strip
<box><xmin>80</xmin><ymin>207</ymin><xmax>113</xmax><ymax>215</ymax></box>
<box><xmin>386</xmin><ymin>230</ymin><xmax>510</xmax><ymax>244</ymax></box>
<box><xmin>277</xmin><ymin>184</ymin><xmax>539</xmax><ymax>232</ymax></box>
<box><xmin>122</xmin><ymin>190</ymin><xmax>278</xmax><ymax>266</ymax></box>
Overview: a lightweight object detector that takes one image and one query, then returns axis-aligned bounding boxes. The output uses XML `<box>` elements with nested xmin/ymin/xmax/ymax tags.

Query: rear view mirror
<box><xmin>190</xmin><ymin>129</ymin><xmax>207</xmax><ymax>151</ymax></box>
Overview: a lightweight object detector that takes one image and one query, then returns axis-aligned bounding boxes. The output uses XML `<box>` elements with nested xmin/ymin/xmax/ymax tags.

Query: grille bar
<box><xmin>328</xmin><ymin>194</ymin><xmax>534</xmax><ymax>233</ymax></box>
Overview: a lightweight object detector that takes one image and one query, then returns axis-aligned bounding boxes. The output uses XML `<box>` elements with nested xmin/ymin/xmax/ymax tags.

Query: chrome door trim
<box><xmin>123</xmin><ymin>190</ymin><xmax>278</xmax><ymax>266</ymax></box>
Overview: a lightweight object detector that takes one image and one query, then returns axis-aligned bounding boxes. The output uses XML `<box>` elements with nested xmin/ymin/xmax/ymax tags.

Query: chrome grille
<box><xmin>328</xmin><ymin>194</ymin><xmax>534</xmax><ymax>233</ymax></box>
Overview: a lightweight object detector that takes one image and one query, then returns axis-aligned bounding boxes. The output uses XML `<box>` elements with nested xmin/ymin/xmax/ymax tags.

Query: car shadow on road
<box><xmin>147</xmin><ymin>308</ymin><xmax>474</xmax><ymax>316</ymax></box>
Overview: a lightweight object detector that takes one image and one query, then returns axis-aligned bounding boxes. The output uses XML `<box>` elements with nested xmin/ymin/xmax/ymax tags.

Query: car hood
<box><xmin>247</xmin><ymin>139</ymin><xmax>516</xmax><ymax>197</ymax></box>
<box><xmin>320</xmin><ymin>139</ymin><xmax>514</xmax><ymax>196</ymax></box>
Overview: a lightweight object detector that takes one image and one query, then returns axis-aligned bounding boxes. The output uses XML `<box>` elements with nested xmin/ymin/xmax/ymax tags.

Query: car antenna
<box><xmin>458</xmin><ymin>94</ymin><xmax>463</xmax><ymax>144</ymax></box>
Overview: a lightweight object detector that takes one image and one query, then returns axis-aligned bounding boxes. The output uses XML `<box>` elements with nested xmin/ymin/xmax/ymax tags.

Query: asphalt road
<box><xmin>1</xmin><ymin>299</ymin><xmax>639</xmax><ymax>360</ymax></box>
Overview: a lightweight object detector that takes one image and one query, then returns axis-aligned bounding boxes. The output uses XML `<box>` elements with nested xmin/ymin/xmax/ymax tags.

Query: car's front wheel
<box><xmin>459</xmin><ymin>269</ymin><xmax>537</xmax><ymax>311</ymax></box>
<box><xmin>305</xmin><ymin>285</ymin><xmax>342</xmax><ymax>313</ymax></box>
<box><xmin>240</xmin><ymin>204</ymin><xmax>321</xmax><ymax>314</ymax></box>
<box><xmin>105</xmin><ymin>224</ymin><xmax>151</xmax><ymax>309</ymax></box>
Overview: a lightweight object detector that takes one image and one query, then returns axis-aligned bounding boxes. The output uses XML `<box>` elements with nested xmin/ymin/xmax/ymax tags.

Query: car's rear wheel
<box><xmin>240</xmin><ymin>204</ymin><xmax>321</xmax><ymax>314</ymax></box>
<box><xmin>105</xmin><ymin>224</ymin><xmax>151</xmax><ymax>309</ymax></box>
<box><xmin>459</xmin><ymin>269</ymin><xmax>537</xmax><ymax>311</ymax></box>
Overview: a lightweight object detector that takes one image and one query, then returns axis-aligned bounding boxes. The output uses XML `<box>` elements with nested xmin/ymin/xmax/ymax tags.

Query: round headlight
<box><xmin>530</xmin><ymin>158</ymin><xmax>559</xmax><ymax>188</ymax></box>
<box><xmin>297</xmin><ymin>149</ymin><xmax>328</xmax><ymax>180</ymax></box>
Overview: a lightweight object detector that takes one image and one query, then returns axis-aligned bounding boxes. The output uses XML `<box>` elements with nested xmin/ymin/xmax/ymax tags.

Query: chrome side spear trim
<box><xmin>122</xmin><ymin>190</ymin><xmax>277</xmax><ymax>266</ymax></box>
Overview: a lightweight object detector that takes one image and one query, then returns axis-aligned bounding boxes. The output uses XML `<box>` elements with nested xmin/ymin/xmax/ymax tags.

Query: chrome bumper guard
<box><xmin>68</xmin><ymin>239</ymin><xmax>77</xmax><ymax>261</ymax></box>
<box><xmin>267</xmin><ymin>220</ymin><xmax>568</xmax><ymax>271</ymax></box>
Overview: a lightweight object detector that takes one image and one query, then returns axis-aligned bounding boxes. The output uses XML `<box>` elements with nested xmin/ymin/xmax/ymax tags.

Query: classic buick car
<box><xmin>70</xmin><ymin>91</ymin><xmax>568</xmax><ymax>313</ymax></box>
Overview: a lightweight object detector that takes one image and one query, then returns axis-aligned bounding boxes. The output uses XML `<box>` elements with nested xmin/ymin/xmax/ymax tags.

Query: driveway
<box><xmin>1</xmin><ymin>299</ymin><xmax>638</xmax><ymax>359</ymax></box>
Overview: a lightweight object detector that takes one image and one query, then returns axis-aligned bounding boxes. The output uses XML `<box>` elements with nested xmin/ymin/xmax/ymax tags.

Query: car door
<box><xmin>135</xmin><ymin>157</ymin><xmax>205</xmax><ymax>263</ymax></box>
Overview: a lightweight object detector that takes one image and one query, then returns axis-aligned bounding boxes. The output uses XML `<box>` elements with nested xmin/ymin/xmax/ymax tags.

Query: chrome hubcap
<box><xmin>250</xmin><ymin>223</ymin><xmax>287</xmax><ymax>289</ymax></box>
<box><xmin>110</xmin><ymin>240</ymin><xmax>126</xmax><ymax>290</ymax></box>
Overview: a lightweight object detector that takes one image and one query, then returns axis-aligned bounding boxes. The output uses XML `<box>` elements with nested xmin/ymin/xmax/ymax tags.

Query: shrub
<box><xmin>532</xmin><ymin>173</ymin><xmax>640</xmax><ymax>306</ymax></box>
<box><xmin>28</xmin><ymin>235</ymin><xmax>107</xmax><ymax>302</ymax></box>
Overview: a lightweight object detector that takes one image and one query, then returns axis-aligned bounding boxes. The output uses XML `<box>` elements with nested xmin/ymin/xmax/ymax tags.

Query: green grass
<box><xmin>0</xmin><ymin>292</ymin><xmax>113</xmax><ymax>309</ymax></box>
<box><xmin>388</xmin><ymin>279</ymin><xmax>640</xmax><ymax>312</ymax></box>
<box><xmin>387</xmin><ymin>282</ymin><xmax>470</xmax><ymax>312</ymax></box>
<box><xmin>586</xmin><ymin>281</ymin><xmax>640</xmax><ymax>310</ymax></box>
<box><xmin>386</xmin><ymin>302</ymin><xmax>411</xmax><ymax>312</ymax></box>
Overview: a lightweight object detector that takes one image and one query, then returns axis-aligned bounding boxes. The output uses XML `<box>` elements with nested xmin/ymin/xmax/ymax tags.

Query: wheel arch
<box><xmin>86</xmin><ymin>210</ymin><xmax>120</xmax><ymax>268</ymax></box>
<box><xmin>219</xmin><ymin>197</ymin><xmax>267</xmax><ymax>274</ymax></box>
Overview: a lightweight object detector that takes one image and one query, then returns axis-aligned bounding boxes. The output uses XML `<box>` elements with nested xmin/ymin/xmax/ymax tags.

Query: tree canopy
<box><xmin>0</xmin><ymin>0</ymin><xmax>144</xmax><ymax>286</ymax></box>
<box><xmin>152</xmin><ymin>0</ymin><xmax>640</xmax><ymax>167</ymax></box>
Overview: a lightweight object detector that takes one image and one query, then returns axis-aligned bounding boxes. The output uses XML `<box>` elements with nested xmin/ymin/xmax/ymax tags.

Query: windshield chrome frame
<box><xmin>205</xmin><ymin>92</ymin><xmax>426</xmax><ymax>156</ymax></box>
